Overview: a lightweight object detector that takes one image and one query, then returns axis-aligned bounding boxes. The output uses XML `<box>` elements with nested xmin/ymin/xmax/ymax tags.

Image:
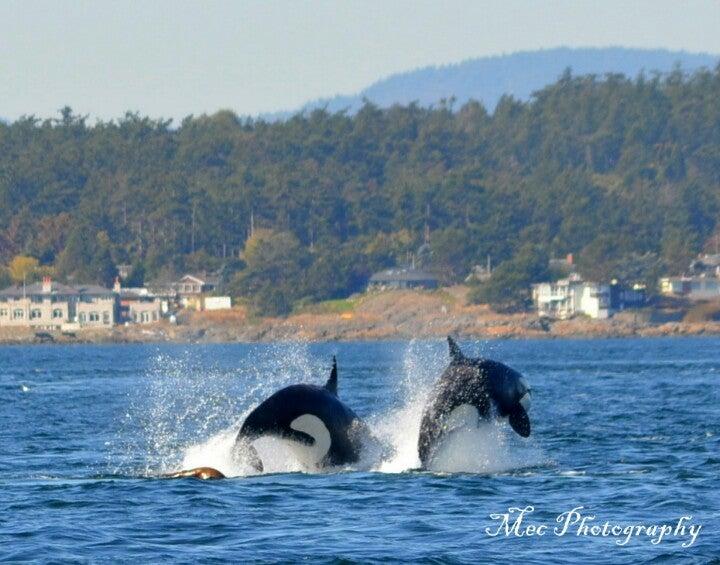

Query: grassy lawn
<box><xmin>294</xmin><ymin>296</ymin><xmax>360</xmax><ymax>315</ymax></box>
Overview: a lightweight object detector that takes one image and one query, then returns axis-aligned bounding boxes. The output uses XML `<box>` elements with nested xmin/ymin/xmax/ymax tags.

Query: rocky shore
<box><xmin>2</xmin><ymin>287</ymin><xmax>720</xmax><ymax>345</ymax></box>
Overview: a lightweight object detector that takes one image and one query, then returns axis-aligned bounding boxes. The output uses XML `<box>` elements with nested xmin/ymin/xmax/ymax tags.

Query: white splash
<box><xmin>370</xmin><ymin>395</ymin><xmax>426</xmax><ymax>472</ymax></box>
<box><xmin>120</xmin><ymin>340</ymin><xmax>544</xmax><ymax>478</ymax></box>
<box><xmin>179</xmin><ymin>428</ymin><xmax>312</xmax><ymax>477</ymax></box>
<box><xmin>425</xmin><ymin>421</ymin><xmax>540</xmax><ymax>474</ymax></box>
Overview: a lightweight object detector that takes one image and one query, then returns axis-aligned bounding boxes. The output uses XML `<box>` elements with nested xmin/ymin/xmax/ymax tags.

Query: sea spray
<box><xmin>369</xmin><ymin>339</ymin><xmax>543</xmax><ymax>474</ymax></box>
<box><xmin>365</xmin><ymin>340</ymin><xmax>441</xmax><ymax>472</ymax></box>
<box><xmin>114</xmin><ymin>340</ymin><xmax>543</xmax><ymax>477</ymax></box>
<box><xmin>112</xmin><ymin>342</ymin><xmax>321</xmax><ymax>476</ymax></box>
<box><xmin>180</xmin><ymin>427</ymin><xmax>310</xmax><ymax>476</ymax></box>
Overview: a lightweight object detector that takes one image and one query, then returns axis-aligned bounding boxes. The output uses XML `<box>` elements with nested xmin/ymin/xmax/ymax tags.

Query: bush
<box><xmin>469</xmin><ymin>245</ymin><xmax>551</xmax><ymax>311</ymax></box>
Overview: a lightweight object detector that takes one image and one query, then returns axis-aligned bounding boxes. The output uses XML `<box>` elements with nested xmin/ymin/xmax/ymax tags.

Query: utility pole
<box><xmin>424</xmin><ymin>203</ymin><xmax>431</xmax><ymax>243</ymax></box>
<box><xmin>191</xmin><ymin>203</ymin><xmax>196</xmax><ymax>254</ymax></box>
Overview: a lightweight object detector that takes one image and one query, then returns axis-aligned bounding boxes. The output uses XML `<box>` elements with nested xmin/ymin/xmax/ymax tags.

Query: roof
<box><xmin>696</xmin><ymin>254</ymin><xmax>720</xmax><ymax>267</ymax></box>
<box><xmin>369</xmin><ymin>268</ymin><xmax>439</xmax><ymax>283</ymax></box>
<box><xmin>0</xmin><ymin>282</ymin><xmax>114</xmax><ymax>298</ymax></box>
<box><xmin>178</xmin><ymin>273</ymin><xmax>219</xmax><ymax>285</ymax></box>
<box><xmin>74</xmin><ymin>284</ymin><xmax>115</xmax><ymax>296</ymax></box>
<box><xmin>118</xmin><ymin>287</ymin><xmax>151</xmax><ymax>298</ymax></box>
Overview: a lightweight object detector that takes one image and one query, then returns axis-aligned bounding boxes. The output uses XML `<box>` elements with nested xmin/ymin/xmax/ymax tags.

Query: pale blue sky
<box><xmin>1</xmin><ymin>0</ymin><xmax>718</xmax><ymax>122</ymax></box>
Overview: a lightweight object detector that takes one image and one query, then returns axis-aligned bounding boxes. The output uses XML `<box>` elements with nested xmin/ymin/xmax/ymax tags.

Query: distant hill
<box><xmin>278</xmin><ymin>47</ymin><xmax>718</xmax><ymax>117</ymax></box>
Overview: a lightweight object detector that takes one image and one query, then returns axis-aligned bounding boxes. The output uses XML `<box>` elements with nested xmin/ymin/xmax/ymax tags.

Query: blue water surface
<box><xmin>0</xmin><ymin>338</ymin><xmax>718</xmax><ymax>563</ymax></box>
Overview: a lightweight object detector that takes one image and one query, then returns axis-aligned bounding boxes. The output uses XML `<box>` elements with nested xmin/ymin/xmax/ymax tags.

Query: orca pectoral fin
<box><xmin>282</xmin><ymin>429</ymin><xmax>315</xmax><ymax>446</ymax></box>
<box><xmin>235</xmin><ymin>435</ymin><xmax>264</xmax><ymax>472</ymax></box>
<box><xmin>246</xmin><ymin>443</ymin><xmax>264</xmax><ymax>472</ymax></box>
<box><xmin>508</xmin><ymin>406</ymin><xmax>531</xmax><ymax>438</ymax></box>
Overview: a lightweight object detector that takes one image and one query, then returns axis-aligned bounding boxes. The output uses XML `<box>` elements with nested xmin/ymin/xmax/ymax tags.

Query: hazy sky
<box><xmin>1</xmin><ymin>0</ymin><xmax>719</xmax><ymax>122</ymax></box>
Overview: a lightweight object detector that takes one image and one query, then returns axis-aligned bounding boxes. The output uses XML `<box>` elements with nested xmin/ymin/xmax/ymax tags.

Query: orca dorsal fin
<box><xmin>324</xmin><ymin>356</ymin><xmax>338</xmax><ymax>395</ymax></box>
<box><xmin>448</xmin><ymin>336</ymin><xmax>465</xmax><ymax>363</ymax></box>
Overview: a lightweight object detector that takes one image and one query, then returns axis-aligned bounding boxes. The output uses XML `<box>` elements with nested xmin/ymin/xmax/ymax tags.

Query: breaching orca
<box><xmin>417</xmin><ymin>337</ymin><xmax>532</xmax><ymax>468</ymax></box>
<box><xmin>235</xmin><ymin>357</ymin><xmax>369</xmax><ymax>472</ymax></box>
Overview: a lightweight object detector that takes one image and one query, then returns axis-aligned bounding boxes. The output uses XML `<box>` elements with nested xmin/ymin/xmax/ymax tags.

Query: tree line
<box><xmin>1</xmin><ymin>65</ymin><xmax>719</xmax><ymax>314</ymax></box>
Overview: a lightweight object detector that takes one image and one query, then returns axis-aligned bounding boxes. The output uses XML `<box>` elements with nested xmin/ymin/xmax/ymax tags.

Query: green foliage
<box><xmin>469</xmin><ymin>245</ymin><xmax>551</xmax><ymax>311</ymax></box>
<box><xmin>0</xmin><ymin>266</ymin><xmax>12</xmax><ymax>288</ymax></box>
<box><xmin>1</xmin><ymin>66</ymin><xmax>720</xmax><ymax>309</ymax></box>
<box><xmin>57</xmin><ymin>227</ymin><xmax>117</xmax><ymax>286</ymax></box>
<box><xmin>231</xmin><ymin>231</ymin><xmax>311</xmax><ymax>316</ymax></box>
<box><xmin>124</xmin><ymin>260</ymin><xmax>146</xmax><ymax>287</ymax></box>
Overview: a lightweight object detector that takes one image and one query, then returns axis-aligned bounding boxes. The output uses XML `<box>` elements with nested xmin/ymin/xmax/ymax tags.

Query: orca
<box><xmin>235</xmin><ymin>357</ymin><xmax>369</xmax><ymax>472</ymax></box>
<box><xmin>417</xmin><ymin>337</ymin><xmax>532</xmax><ymax>468</ymax></box>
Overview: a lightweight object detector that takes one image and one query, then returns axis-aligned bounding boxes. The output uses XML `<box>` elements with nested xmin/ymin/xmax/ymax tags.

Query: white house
<box><xmin>659</xmin><ymin>276</ymin><xmax>720</xmax><ymax>300</ymax></box>
<box><xmin>532</xmin><ymin>275</ymin><xmax>611</xmax><ymax>319</ymax></box>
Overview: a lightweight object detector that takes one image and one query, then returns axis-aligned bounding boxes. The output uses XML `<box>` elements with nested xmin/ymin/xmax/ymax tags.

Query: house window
<box><xmin>141</xmin><ymin>312</ymin><xmax>149</xmax><ymax>323</ymax></box>
<box><xmin>103</xmin><ymin>312</ymin><xmax>110</xmax><ymax>324</ymax></box>
<box><xmin>52</xmin><ymin>309</ymin><xmax>63</xmax><ymax>319</ymax></box>
<box><xmin>89</xmin><ymin>312</ymin><xmax>99</xmax><ymax>322</ymax></box>
<box><xmin>13</xmin><ymin>309</ymin><xmax>24</xmax><ymax>319</ymax></box>
<box><xmin>30</xmin><ymin>309</ymin><xmax>42</xmax><ymax>319</ymax></box>
<box><xmin>79</xmin><ymin>312</ymin><xmax>86</xmax><ymax>323</ymax></box>
<box><xmin>0</xmin><ymin>309</ymin><xmax>7</xmax><ymax>317</ymax></box>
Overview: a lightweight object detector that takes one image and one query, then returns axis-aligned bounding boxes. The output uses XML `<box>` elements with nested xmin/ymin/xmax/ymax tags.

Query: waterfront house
<box><xmin>689</xmin><ymin>253</ymin><xmax>720</xmax><ymax>277</ymax></box>
<box><xmin>532</xmin><ymin>275</ymin><xmax>611</xmax><ymax>319</ymax></box>
<box><xmin>0</xmin><ymin>277</ymin><xmax>117</xmax><ymax>329</ymax></box>
<box><xmin>367</xmin><ymin>268</ymin><xmax>439</xmax><ymax>291</ymax></box>
<box><xmin>532</xmin><ymin>276</ymin><xmax>646</xmax><ymax>319</ymax></box>
<box><xmin>174</xmin><ymin>273</ymin><xmax>218</xmax><ymax>296</ymax></box>
<box><xmin>659</xmin><ymin>276</ymin><xmax>720</xmax><ymax>300</ymax></box>
<box><xmin>113</xmin><ymin>279</ymin><xmax>166</xmax><ymax>324</ymax></box>
<box><xmin>171</xmin><ymin>273</ymin><xmax>219</xmax><ymax>307</ymax></box>
<box><xmin>610</xmin><ymin>281</ymin><xmax>646</xmax><ymax>310</ymax></box>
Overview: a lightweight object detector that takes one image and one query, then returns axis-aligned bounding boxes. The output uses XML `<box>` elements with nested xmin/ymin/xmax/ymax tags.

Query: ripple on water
<box><xmin>1</xmin><ymin>339</ymin><xmax>718</xmax><ymax>562</ymax></box>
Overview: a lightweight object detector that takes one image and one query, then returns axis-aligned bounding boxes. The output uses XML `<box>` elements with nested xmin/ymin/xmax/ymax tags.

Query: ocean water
<box><xmin>0</xmin><ymin>338</ymin><xmax>717</xmax><ymax>563</ymax></box>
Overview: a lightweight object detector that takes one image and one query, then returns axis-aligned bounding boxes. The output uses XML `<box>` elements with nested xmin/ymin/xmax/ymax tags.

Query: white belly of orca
<box><xmin>443</xmin><ymin>404</ymin><xmax>480</xmax><ymax>433</ymax></box>
<box><xmin>287</xmin><ymin>414</ymin><xmax>332</xmax><ymax>468</ymax></box>
<box><xmin>430</xmin><ymin>404</ymin><xmax>506</xmax><ymax>473</ymax></box>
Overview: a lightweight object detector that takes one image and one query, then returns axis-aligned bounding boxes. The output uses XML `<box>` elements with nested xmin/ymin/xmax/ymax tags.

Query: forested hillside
<box><xmin>1</xmin><ymin>65</ymin><xmax>719</xmax><ymax>314</ymax></box>
<box><xmin>288</xmin><ymin>47</ymin><xmax>717</xmax><ymax>116</ymax></box>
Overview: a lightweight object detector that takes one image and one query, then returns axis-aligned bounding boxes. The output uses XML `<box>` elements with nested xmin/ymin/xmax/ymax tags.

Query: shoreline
<box><xmin>3</xmin><ymin>287</ymin><xmax>720</xmax><ymax>345</ymax></box>
<box><xmin>2</xmin><ymin>326</ymin><xmax>720</xmax><ymax>346</ymax></box>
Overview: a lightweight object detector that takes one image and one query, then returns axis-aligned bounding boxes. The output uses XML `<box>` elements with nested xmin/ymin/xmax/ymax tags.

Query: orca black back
<box><xmin>236</xmin><ymin>357</ymin><xmax>368</xmax><ymax>470</ymax></box>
